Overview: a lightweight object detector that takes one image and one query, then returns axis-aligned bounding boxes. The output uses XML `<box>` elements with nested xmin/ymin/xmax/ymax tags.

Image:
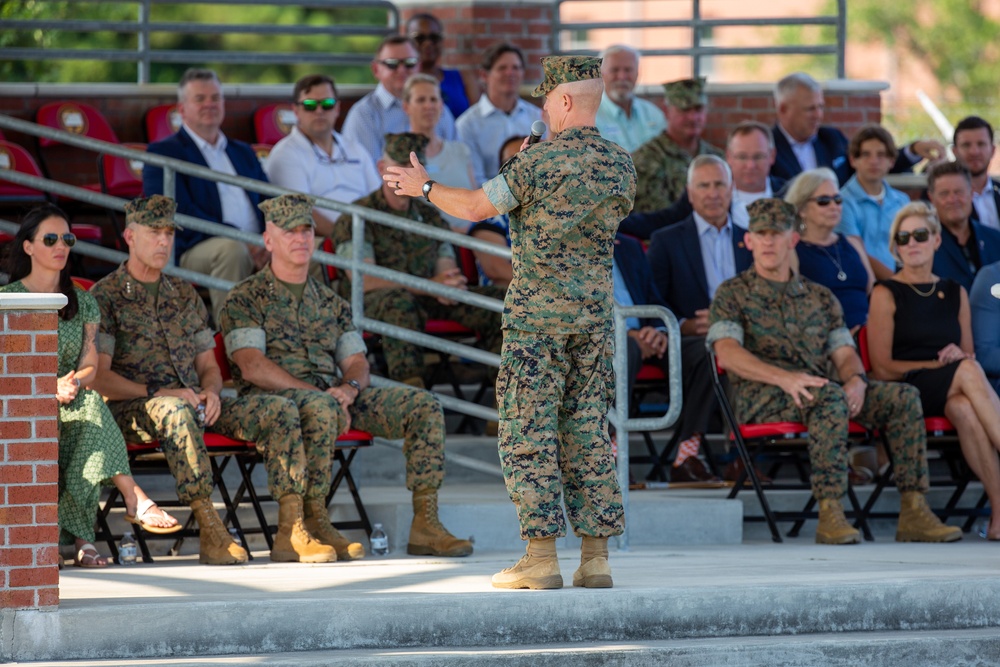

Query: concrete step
<box><xmin>8</xmin><ymin>542</ymin><xmax>1000</xmax><ymax>663</ymax></box>
<box><xmin>20</xmin><ymin>629</ymin><xmax>1000</xmax><ymax>666</ymax></box>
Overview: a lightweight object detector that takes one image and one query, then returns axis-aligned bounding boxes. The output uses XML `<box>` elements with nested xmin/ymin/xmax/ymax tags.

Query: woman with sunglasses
<box><xmin>1</xmin><ymin>205</ymin><xmax>180</xmax><ymax>568</ymax></box>
<box><xmin>785</xmin><ymin>167</ymin><xmax>876</xmax><ymax>334</ymax></box>
<box><xmin>403</xmin><ymin>72</ymin><xmax>478</xmax><ymax>231</ymax></box>
<box><xmin>868</xmin><ymin>201</ymin><xmax>1000</xmax><ymax>539</ymax></box>
<box><xmin>406</xmin><ymin>13</ymin><xmax>478</xmax><ymax>119</ymax></box>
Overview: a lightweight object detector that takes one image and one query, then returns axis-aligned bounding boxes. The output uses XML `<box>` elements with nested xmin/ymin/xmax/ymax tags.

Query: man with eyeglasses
<box><xmin>709</xmin><ymin>198</ymin><xmax>961</xmax><ymax>545</ymax></box>
<box><xmin>837</xmin><ymin>124</ymin><xmax>912</xmax><ymax>281</ymax></box>
<box><xmin>926</xmin><ymin>161</ymin><xmax>1000</xmax><ymax>291</ymax></box>
<box><xmin>456</xmin><ymin>42</ymin><xmax>541</xmax><ymax>186</ymax></box>
<box><xmin>621</xmin><ymin>121</ymin><xmax>784</xmax><ymax>240</ymax></box>
<box><xmin>143</xmin><ymin>67</ymin><xmax>269</xmax><ymax>326</ymax></box>
<box><xmin>265</xmin><ymin>74</ymin><xmax>380</xmax><ymax>238</ymax></box>
<box><xmin>341</xmin><ymin>35</ymin><xmax>457</xmax><ymax>163</ymax></box>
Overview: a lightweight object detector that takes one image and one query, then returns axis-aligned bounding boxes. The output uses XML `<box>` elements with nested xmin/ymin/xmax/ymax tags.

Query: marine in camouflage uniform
<box><xmin>481</xmin><ymin>58</ymin><xmax>635</xmax><ymax>543</ymax></box>
<box><xmin>220</xmin><ymin>193</ymin><xmax>473</xmax><ymax>558</ymax></box>
<box><xmin>330</xmin><ymin>132</ymin><xmax>504</xmax><ymax>385</ymax></box>
<box><xmin>92</xmin><ymin>195</ymin><xmax>325</xmax><ymax>565</ymax></box>
<box><xmin>630</xmin><ymin>77</ymin><xmax>723</xmax><ymax>213</ymax></box>
<box><xmin>707</xmin><ymin>198</ymin><xmax>961</xmax><ymax>544</ymax></box>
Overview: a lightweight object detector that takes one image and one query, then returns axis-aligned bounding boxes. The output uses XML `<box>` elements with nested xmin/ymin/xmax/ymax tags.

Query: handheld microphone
<box><xmin>528</xmin><ymin>120</ymin><xmax>546</xmax><ymax>145</ymax></box>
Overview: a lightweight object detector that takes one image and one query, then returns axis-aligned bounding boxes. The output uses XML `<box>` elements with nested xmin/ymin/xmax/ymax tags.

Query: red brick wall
<box><xmin>0</xmin><ymin>299</ymin><xmax>64</xmax><ymax>611</ymax></box>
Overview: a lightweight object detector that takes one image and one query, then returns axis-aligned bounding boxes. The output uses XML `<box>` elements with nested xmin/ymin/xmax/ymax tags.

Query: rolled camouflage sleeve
<box><xmin>822</xmin><ymin>290</ymin><xmax>855</xmax><ymax>356</ymax></box>
<box><xmin>706</xmin><ymin>279</ymin><xmax>745</xmax><ymax>350</ymax></box>
<box><xmin>483</xmin><ymin>173</ymin><xmax>519</xmax><ymax>215</ymax></box>
<box><xmin>335</xmin><ymin>331</ymin><xmax>367</xmax><ymax>363</ymax></box>
<box><xmin>219</xmin><ymin>288</ymin><xmax>265</xmax><ymax>356</ymax></box>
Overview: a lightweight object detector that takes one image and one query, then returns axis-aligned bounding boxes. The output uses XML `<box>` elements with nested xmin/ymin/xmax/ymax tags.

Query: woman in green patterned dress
<box><xmin>1</xmin><ymin>205</ymin><xmax>180</xmax><ymax>568</ymax></box>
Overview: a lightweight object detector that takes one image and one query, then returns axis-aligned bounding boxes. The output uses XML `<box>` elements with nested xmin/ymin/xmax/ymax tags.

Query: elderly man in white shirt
<box><xmin>594</xmin><ymin>44</ymin><xmax>667</xmax><ymax>153</ymax></box>
<box><xmin>341</xmin><ymin>35</ymin><xmax>457</xmax><ymax>163</ymax></box>
<box><xmin>455</xmin><ymin>42</ymin><xmax>541</xmax><ymax>186</ymax></box>
<box><xmin>265</xmin><ymin>74</ymin><xmax>380</xmax><ymax>237</ymax></box>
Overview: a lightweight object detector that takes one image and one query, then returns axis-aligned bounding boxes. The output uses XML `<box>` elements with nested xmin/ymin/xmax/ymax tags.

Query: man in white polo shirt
<box><xmin>265</xmin><ymin>74</ymin><xmax>381</xmax><ymax>237</ymax></box>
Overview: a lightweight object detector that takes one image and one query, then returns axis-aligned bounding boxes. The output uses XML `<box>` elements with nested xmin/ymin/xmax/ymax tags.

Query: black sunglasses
<box><xmin>378</xmin><ymin>58</ymin><xmax>419</xmax><ymax>71</ymax></box>
<box><xmin>894</xmin><ymin>228</ymin><xmax>932</xmax><ymax>246</ymax></box>
<box><xmin>298</xmin><ymin>97</ymin><xmax>336</xmax><ymax>112</ymax></box>
<box><xmin>810</xmin><ymin>195</ymin><xmax>843</xmax><ymax>207</ymax></box>
<box><xmin>41</xmin><ymin>233</ymin><xmax>76</xmax><ymax>247</ymax></box>
<box><xmin>411</xmin><ymin>33</ymin><xmax>443</xmax><ymax>45</ymax></box>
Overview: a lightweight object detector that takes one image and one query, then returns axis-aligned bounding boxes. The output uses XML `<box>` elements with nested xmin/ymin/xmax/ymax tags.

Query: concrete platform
<box><xmin>6</xmin><ymin>541</ymin><xmax>1000</xmax><ymax>664</ymax></box>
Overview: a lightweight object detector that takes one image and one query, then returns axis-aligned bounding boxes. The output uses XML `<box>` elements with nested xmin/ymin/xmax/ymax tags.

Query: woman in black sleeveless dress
<box><xmin>868</xmin><ymin>201</ymin><xmax>1000</xmax><ymax>539</ymax></box>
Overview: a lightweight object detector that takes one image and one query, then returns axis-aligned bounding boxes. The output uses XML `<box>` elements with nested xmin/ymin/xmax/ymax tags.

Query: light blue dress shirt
<box><xmin>694</xmin><ymin>213</ymin><xmax>736</xmax><ymax>299</ymax></box>
<box><xmin>837</xmin><ymin>174</ymin><xmax>910</xmax><ymax>271</ymax></box>
<box><xmin>341</xmin><ymin>83</ymin><xmax>456</xmax><ymax>163</ymax></box>
<box><xmin>456</xmin><ymin>94</ymin><xmax>541</xmax><ymax>186</ymax></box>
<box><xmin>612</xmin><ymin>258</ymin><xmax>640</xmax><ymax>331</ymax></box>
<box><xmin>595</xmin><ymin>93</ymin><xmax>667</xmax><ymax>153</ymax></box>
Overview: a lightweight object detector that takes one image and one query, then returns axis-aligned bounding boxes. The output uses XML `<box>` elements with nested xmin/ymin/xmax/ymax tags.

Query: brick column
<box><xmin>0</xmin><ymin>293</ymin><xmax>66</xmax><ymax>611</ymax></box>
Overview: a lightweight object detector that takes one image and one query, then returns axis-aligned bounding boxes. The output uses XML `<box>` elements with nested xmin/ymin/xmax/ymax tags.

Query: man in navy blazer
<box><xmin>770</xmin><ymin>72</ymin><xmax>942</xmax><ymax>185</ymax></box>
<box><xmin>644</xmin><ymin>155</ymin><xmax>753</xmax><ymax>483</ymax></box>
<box><xmin>927</xmin><ymin>162</ymin><xmax>1000</xmax><ymax>291</ymax></box>
<box><xmin>621</xmin><ymin>121</ymin><xmax>786</xmax><ymax>239</ymax></box>
<box><xmin>953</xmin><ymin>116</ymin><xmax>1000</xmax><ymax>231</ymax></box>
<box><xmin>143</xmin><ymin>68</ymin><xmax>269</xmax><ymax>323</ymax></box>
<box><xmin>613</xmin><ymin>232</ymin><xmax>718</xmax><ymax>484</ymax></box>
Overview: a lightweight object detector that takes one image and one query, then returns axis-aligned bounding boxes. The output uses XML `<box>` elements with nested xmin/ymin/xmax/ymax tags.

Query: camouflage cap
<box><xmin>383</xmin><ymin>132</ymin><xmax>429</xmax><ymax>164</ymax></box>
<box><xmin>662</xmin><ymin>77</ymin><xmax>707</xmax><ymax>109</ymax></box>
<box><xmin>258</xmin><ymin>193</ymin><xmax>315</xmax><ymax>230</ymax></box>
<box><xmin>747</xmin><ymin>198</ymin><xmax>797</xmax><ymax>233</ymax></box>
<box><xmin>125</xmin><ymin>194</ymin><xmax>180</xmax><ymax>230</ymax></box>
<box><xmin>531</xmin><ymin>55</ymin><xmax>603</xmax><ymax>97</ymax></box>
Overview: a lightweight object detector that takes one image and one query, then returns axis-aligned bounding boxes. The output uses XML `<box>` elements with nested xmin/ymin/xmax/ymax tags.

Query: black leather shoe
<box><xmin>723</xmin><ymin>459</ymin><xmax>773</xmax><ymax>485</ymax></box>
<box><xmin>670</xmin><ymin>457</ymin><xmax>721</xmax><ymax>483</ymax></box>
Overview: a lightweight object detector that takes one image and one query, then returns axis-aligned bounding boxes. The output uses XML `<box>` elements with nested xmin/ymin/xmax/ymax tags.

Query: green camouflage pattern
<box><xmin>384</xmin><ymin>132</ymin><xmax>429</xmax><ymax>164</ymax></box>
<box><xmin>707</xmin><ymin>268</ymin><xmax>929</xmax><ymax>498</ymax></box>
<box><xmin>259</xmin><ymin>193</ymin><xmax>315</xmax><ymax>230</ymax></box>
<box><xmin>331</xmin><ymin>187</ymin><xmax>504</xmax><ymax>382</ymax></box>
<box><xmin>532</xmin><ymin>55</ymin><xmax>603</xmax><ymax>97</ymax></box>
<box><xmin>125</xmin><ymin>194</ymin><xmax>180</xmax><ymax>229</ymax></box>
<box><xmin>496</xmin><ymin>330</ymin><xmax>624</xmax><ymax>539</ymax></box>
<box><xmin>630</xmin><ymin>134</ymin><xmax>723</xmax><ymax>213</ymax></box>
<box><xmin>219</xmin><ymin>268</ymin><xmax>448</xmax><ymax>491</ymax></box>
<box><xmin>93</xmin><ymin>262</ymin><xmax>212</xmax><ymax>390</ymax></box>
<box><xmin>109</xmin><ymin>394</ymin><xmax>308</xmax><ymax>502</ymax></box>
<box><xmin>662</xmin><ymin>77</ymin><xmax>707</xmax><ymax>109</ymax></box>
<box><xmin>747</xmin><ymin>197</ymin><xmax>797</xmax><ymax>233</ymax></box>
<box><xmin>483</xmin><ymin>125</ymin><xmax>636</xmax><ymax>334</ymax></box>
<box><xmin>93</xmin><ymin>263</ymin><xmax>309</xmax><ymax>503</ymax></box>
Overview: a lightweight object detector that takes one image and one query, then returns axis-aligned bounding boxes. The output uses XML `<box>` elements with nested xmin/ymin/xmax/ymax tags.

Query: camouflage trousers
<box><xmin>737</xmin><ymin>379</ymin><xmax>929</xmax><ymax>499</ymax></box>
<box><xmin>109</xmin><ymin>395</ymin><xmax>307</xmax><ymax>504</ymax></box>
<box><xmin>496</xmin><ymin>329</ymin><xmax>624</xmax><ymax>540</ymax></box>
<box><xmin>262</xmin><ymin>385</ymin><xmax>447</xmax><ymax>495</ymax></box>
<box><xmin>364</xmin><ymin>286</ymin><xmax>505</xmax><ymax>382</ymax></box>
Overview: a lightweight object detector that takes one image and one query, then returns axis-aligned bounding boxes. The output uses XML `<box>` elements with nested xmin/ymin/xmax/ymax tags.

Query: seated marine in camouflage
<box><xmin>219</xmin><ymin>193</ymin><xmax>473</xmax><ymax>558</ymax></box>
<box><xmin>91</xmin><ymin>195</ymin><xmax>337</xmax><ymax>565</ymax></box>
<box><xmin>707</xmin><ymin>198</ymin><xmax>962</xmax><ymax>545</ymax></box>
<box><xmin>330</xmin><ymin>132</ymin><xmax>504</xmax><ymax>388</ymax></box>
<box><xmin>630</xmin><ymin>77</ymin><xmax>723</xmax><ymax>213</ymax></box>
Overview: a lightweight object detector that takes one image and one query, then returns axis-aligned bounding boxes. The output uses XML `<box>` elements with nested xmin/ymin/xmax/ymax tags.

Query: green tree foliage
<box><xmin>0</xmin><ymin>1</ymin><xmax>394</xmax><ymax>84</ymax></box>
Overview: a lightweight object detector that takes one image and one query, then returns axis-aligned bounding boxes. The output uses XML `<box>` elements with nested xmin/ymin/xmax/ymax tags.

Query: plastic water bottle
<box><xmin>370</xmin><ymin>523</ymin><xmax>389</xmax><ymax>556</ymax></box>
<box><xmin>119</xmin><ymin>531</ymin><xmax>138</xmax><ymax>566</ymax></box>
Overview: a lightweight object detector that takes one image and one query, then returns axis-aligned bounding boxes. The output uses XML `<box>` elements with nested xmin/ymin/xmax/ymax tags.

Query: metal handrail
<box><xmin>1</xmin><ymin>0</ymin><xmax>399</xmax><ymax>84</ymax></box>
<box><xmin>554</xmin><ymin>0</ymin><xmax>847</xmax><ymax>79</ymax></box>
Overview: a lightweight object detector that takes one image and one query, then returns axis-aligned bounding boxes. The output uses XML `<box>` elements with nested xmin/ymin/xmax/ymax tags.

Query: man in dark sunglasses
<box><xmin>265</xmin><ymin>73</ymin><xmax>380</xmax><ymax>238</ymax></box>
<box><xmin>342</xmin><ymin>34</ymin><xmax>458</xmax><ymax>163</ymax></box>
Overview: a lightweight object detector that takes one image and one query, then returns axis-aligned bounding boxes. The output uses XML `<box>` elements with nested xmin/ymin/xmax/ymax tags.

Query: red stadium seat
<box><xmin>99</xmin><ymin>142</ymin><xmax>147</xmax><ymax>200</ymax></box>
<box><xmin>0</xmin><ymin>140</ymin><xmax>49</xmax><ymax>204</ymax></box>
<box><xmin>35</xmin><ymin>101</ymin><xmax>119</xmax><ymax>147</ymax></box>
<box><xmin>144</xmin><ymin>103</ymin><xmax>182</xmax><ymax>143</ymax></box>
<box><xmin>253</xmin><ymin>104</ymin><xmax>297</xmax><ymax>145</ymax></box>
<box><xmin>252</xmin><ymin>143</ymin><xmax>273</xmax><ymax>170</ymax></box>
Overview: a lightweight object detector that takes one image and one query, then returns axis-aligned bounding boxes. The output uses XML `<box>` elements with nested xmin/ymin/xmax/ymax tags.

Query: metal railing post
<box><xmin>137</xmin><ymin>0</ymin><xmax>151</xmax><ymax>84</ymax></box>
<box><xmin>836</xmin><ymin>0</ymin><xmax>848</xmax><ymax>79</ymax></box>
<box><xmin>162</xmin><ymin>166</ymin><xmax>175</xmax><ymax>201</ymax></box>
<box><xmin>692</xmin><ymin>0</ymin><xmax>702</xmax><ymax>78</ymax></box>
<box><xmin>350</xmin><ymin>212</ymin><xmax>366</xmax><ymax>326</ymax></box>
<box><xmin>613</xmin><ymin>307</ymin><xmax>631</xmax><ymax>551</ymax></box>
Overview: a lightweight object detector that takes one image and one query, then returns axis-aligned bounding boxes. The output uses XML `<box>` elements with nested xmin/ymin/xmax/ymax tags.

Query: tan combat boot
<box><xmin>189</xmin><ymin>497</ymin><xmax>249</xmax><ymax>565</ymax></box>
<box><xmin>271</xmin><ymin>494</ymin><xmax>338</xmax><ymax>563</ymax></box>
<box><xmin>896</xmin><ymin>491</ymin><xmax>963</xmax><ymax>543</ymax></box>
<box><xmin>573</xmin><ymin>536</ymin><xmax>613</xmax><ymax>588</ymax></box>
<box><xmin>407</xmin><ymin>489</ymin><xmax>473</xmax><ymax>557</ymax></box>
<box><xmin>492</xmin><ymin>537</ymin><xmax>562</xmax><ymax>590</ymax></box>
<box><xmin>303</xmin><ymin>497</ymin><xmax>365</xmax><ymax>560</ymax></box>
<box><xmin>816</xmin><ymin>498</ymin><xmax>861</xmax><ymax>545</ymax></box>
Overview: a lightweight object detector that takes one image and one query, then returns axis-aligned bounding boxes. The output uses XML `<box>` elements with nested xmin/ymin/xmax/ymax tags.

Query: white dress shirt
<box><xmin>183</xmin><ymin>123</ymin><xmax>259</xmax><ymax>233</ymax></box>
